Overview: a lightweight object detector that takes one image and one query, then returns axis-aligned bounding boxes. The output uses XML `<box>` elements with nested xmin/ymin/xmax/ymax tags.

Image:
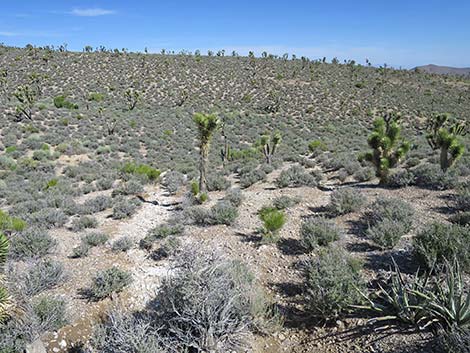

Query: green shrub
<box><xmin>413</xmin><ymin>223</ymin><xmax>470</xmax><ymax>271</ymax></box>
<box><xmin>305</xmin><ymin>246</ymin><xmax>365</xmax><ymax>319</ymax></box>
<box><xmin>122</xmin><ymin>162</ymin><xmax>161</xmax><ymax>182</ymax></box>
<box><xmin>259</xmin><ymin>208</ymin><xmax>285</xmax><ymax>243</ymax></box>
<box><xmin>0</xmin><ymin>210</ymin><xmax>26</xmax><ymax>232</ymax></box>
<box><xmin>87</xmin><ymin>267</ymin><xmax>132</xmax><ymax>300</ymax></box>
<box><xmin>328</xmin><ymin>188</ymin><xmax>366</xmax><ymax>215</ymax></box>
<box><xmin>308</xmin><ymin>140</ymin><xmax>327</xmax><ymax>155</ymax></box>
<box><xmin>53</xmin><ymin>95</ymin><xmax>78</xmax><ymax>109</ymax></box>
<box><xmin>301</xmin><ymin>217</ymin><xmax>341</xmax><ymax>250</ymax></box>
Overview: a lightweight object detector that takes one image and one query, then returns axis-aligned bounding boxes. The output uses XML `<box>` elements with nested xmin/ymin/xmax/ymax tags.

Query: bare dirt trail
<box><xmin>42</xmin><ymin>186</ymin><xmax>179</xmax><ymax>353</ymax></box>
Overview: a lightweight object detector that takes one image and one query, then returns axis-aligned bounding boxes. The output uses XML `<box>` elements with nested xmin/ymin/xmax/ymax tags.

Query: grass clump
<box><xmin>112</xmin><ymin>236</ymin><xmax>133</xmax><ymax>252</ymax></box>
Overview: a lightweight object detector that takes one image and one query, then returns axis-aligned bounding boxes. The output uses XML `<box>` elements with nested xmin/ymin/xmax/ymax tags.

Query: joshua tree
<box><xmin>193</xmin><ymin>113</ymin><xmax>220</xmax><ymax>192</ymax></box>
<box><xmin>0</xmin><ymin>233</ymin><xmax>13</xmax><ymax>323</ymax></box>
<box><xmin>124</xmin><ymin>88</ymin><xmax>141</xmax><ymax>111</ymax></box>
<box><xmin>98</xmin><ymin>107</ymin><xmax>118</xmax><ymax>136</ymax></box>
<box><xmin>219</xmin><ymin>112</ymin><xmax>236</xmax><ymax>166</ymax></box>
<box><xmin>363</xmin><ymin>110</ymin><xmax>410</xmax><ymax>184</ymax></box>
<box><xmin>260</xmin><ymin>131</ymin><xmax>282</xmax><ymax>164</ymax></box>
<box><xmin>426</xmin><ymin>113</ymin><xmax>466</xmax><ymax>172</ymax></box>
<box><xmin>13</xmin><ymin>84</ymin><xmax>36</xmax><ymax>121</ymax></box>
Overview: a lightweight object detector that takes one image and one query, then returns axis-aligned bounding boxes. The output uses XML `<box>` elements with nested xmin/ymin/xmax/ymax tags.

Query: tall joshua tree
<box><xmin>193</xmin><ymin>113</ymin><xmax>220</xmax><ymax>193</ymax></box>
<box><xmin>364</xmin><ymin>110</ymin><xmax>410</xmax><ymax>184</ymax></box>
<box><xmin>426</xmin><ymin>113</ymin><xmax>466</xmax><ymax>172</ymax></box>
<box><xmin>0</xmin><ymin>233</ymin><xmax>12</xmax><ymax>323</ymax></box>
<box><xmin>260</xmin><ymin>131</ymin><xmax>282</xmax><ymax>164</ymax></box>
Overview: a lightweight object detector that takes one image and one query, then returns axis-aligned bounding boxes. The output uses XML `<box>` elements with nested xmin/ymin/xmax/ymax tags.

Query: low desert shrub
<box><xmin>239</xmin><ymin>169</ymin><xmax>266</xmax><ymax>189</ymax></box>
<box><xmin>22</xmin><ymin>259</ymin><xmax>67</xmax><ymax>296</ymax></box>
<box><xmin>209</xmin><ymin>201</ymin><xmax>239</xmax><ymax>225</ymax></box>
<box><xmin>71</xmin><ymin>215</ymin><xmax>98</xmax><ymax>232</ymax></box>
<box><xmin>454</xmin><ymin>182</ymin><xmax>470</xmax><ymax>211</ymax></box>
<box><xmin>71</xmin><ymin>242</ymin><xmax>90</xmax><ymax>258</ymax></box>
<box><xmin>301</xmin><ymin>217</ymin><xmax>341</xmax><ymax>250</ymax></box>
<box><xmin>112</xmin><ymin>236</ymin><xmax>133</xmax><ymax>252</ymax></box>
<box><xmin>161</xmin><ymin>170</ymin><xmax>186</xmax><ymax>195</ymax></box>
<box><xmin>207</xmin><ymin>175</ymin><xmax>231</xmax><ymax>191</ymax></box>
<box><xmin>328</xmin><ymin>188</ymin><xmax>366</xmax><ymax>215</ymax></box>
<box><xmin>449</xmin><ymin>212</ymin><xmax>470</xmax><ymax>227</ymax></box>
<box><xmin>273</xmin><ymin>195</ymin><xmax>300</xmax><ymax>210</ymax></box>
<box><xmin>275</xmin><ymin>165</ymin><xmax>318</xmax><ymax>188</ymax></box>
<box><xmin>304</xmin><ymin>246</ymin><xmax>365</xmax><ymax>319</ymax></box>
<box><xmin>413</xmin><ymin>222</ymin><xmax>470</xmax><ymax>271</ymax></box>
<box><xmin>87</xmin><ymin>267</ymin><xmax>132</xmax><ymax>301</ymax></box>
<box><xmin>365</xmin><ymin>197</ymin><xmax>414</xmax><ymax>249</ymax></box>
<box><xmin>83</xmin><ymin>232</ymin><xmax>109</xmax><ymax>247</ymax></box>
<box><xmin>9</xmin><ymin>228</ymin><xmax>57</xmax><ymax>259</ymax></box>
<box><xmin>413</xmin><ymin>164</ymin><xmax>459</xmax><ymax>190</ymax></box>
<box><xmin>112</xmin><ymin>198</ymin><xmax>139</xmax><ymax>219</ymax></box>
<box><xmin>92</xmin><ymin>247</ymin><xmax>279</xmax><ymax>352</ymax></box>
<box><xmin>224</xmin><ymin>188</ymin><xmax>244</xmax><ymax>207</ymax></box>
<box><xmin>32</xmin><ymin>296</ymin><xmax>68</xmax><ymax>332</ymax></box>
<box><xmin>81</xmin><ymin>195</ymin><xmax>112</xmax><ymax>214</ymax></box>
<box><xmin>112</xmin><ymin>180</ymin><xmax>144</xmax><ymax>197</ymax></box>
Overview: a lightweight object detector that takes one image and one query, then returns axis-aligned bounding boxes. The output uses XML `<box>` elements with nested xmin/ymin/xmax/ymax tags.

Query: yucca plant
<box><xmin>0</xmin><ymin>233</ymin><xmax>13</xmax><ymax>323</ymax></box>
<box><xmin>355</xmin><ymin>258</ymin><xmax>430</xmax><ymax>328</ymax></box>
<box><xmin>413</xmin><ymin>260</ymin><xmax>470</xmax><ymax>330</ymax></box>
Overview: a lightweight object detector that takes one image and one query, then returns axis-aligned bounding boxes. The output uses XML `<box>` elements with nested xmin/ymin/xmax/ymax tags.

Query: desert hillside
<box><xmin>0</xmin><ymin>45</ymin><xmax>469</xmax><ymax>353</ymax></box>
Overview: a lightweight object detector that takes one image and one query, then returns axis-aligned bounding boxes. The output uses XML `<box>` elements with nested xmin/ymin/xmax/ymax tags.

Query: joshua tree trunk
<box><xmin>440</xmin><ymin>147</ymin><xmax>449</xmax><ymax>172</ymax></box>
<box><xmin>199</xmin><ymin>143</ymin><xmax>209</xmax><ymax>193</ymax></box>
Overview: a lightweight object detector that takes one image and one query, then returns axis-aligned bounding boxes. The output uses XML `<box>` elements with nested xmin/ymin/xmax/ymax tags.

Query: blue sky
<box><xmin>0</xmin><ymin>1</ymin><xmax>469</xmax><ymax>68</ymax></box>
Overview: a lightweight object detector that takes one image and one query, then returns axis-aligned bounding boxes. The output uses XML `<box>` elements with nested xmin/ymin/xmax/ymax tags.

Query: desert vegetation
<box><xmin>0</xmin><ymin>44</ymin><xmax>469</xmax><ymax>353</ymax></box>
